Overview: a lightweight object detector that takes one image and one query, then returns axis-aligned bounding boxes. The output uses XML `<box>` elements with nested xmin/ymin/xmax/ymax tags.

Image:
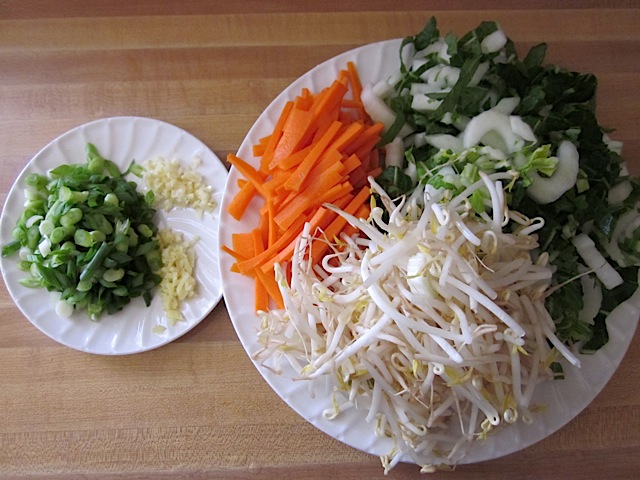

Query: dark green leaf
<box><xmin>376</xmin><ymin>166</ymin><xmax>414</xmax><ymax>198</ymax></box>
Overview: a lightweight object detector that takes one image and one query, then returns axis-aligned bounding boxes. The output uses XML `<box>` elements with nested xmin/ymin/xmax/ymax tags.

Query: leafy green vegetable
<box><xmin>376</xmin><ymin>166</ymin><xmax>414</xmax><ymax>199</ymax></box>
<box><xmin>375</xmin><ymin>17</ymin><xmax>640</xmax><ymax>352</ymax></box>
<box><xmin>2</xmin><ymin>143</ymin><xmax>162</xmax><ymax>321</ymax></box>
<box><xmin>410</xmin><ymin>144</ymin><xmax>558</xmax><ymax>210</ymax></box>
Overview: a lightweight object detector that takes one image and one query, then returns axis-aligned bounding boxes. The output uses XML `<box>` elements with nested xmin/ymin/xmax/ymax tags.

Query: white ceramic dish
<box><xmin>0</xmin><ymin>116</ymin><xmax>227</xmax><ymax>355</ymax></box>
<box><xmin>219</xmin><ymin>39</ymin><xmax>640</xmax><ymax>465</ymax></box>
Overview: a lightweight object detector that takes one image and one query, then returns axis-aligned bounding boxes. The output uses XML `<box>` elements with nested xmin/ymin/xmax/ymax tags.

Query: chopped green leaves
<box><xmin>2</xmin><ymin>143</ymin><xmax>162</xmax><ymax>321</ymax></box>
<box><xmin>376</xmin><ymin>166</ymin><xmax>414</xmax><ymax>199</ymax></box>
<box><xmin>376</xmin><ymin>17</ymin><xmax>640</xmax><ymax>352</ymax></box>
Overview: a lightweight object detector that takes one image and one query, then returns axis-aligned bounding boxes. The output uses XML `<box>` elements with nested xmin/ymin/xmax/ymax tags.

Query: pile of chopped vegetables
<box><xmin>156</xmin><ymin>228</ymin><xmax>198</xmax><ymax>326</ymax></box>
<box><xmin>1</xmin><ymin>143</ymin><xmax>162</xmax><ymax>321</ymax></box>
<box><xmin>223</xmin><ymin>61</ymin><xmax>383</xmax><ymax>312</ymax></box>
<box><xmin>224</xmin><ymin>17</ymin><xmax>640</xmax><ymax>473</ymax></box>
<box><xmin>257</xmin><ymin>176</ymin><xmax>576</xmax><ymax>471</ymax></box>
<box><xmin>365</xmin><ymin>17</ymin><xmax>640</xmax><ymax>354</ymax></box>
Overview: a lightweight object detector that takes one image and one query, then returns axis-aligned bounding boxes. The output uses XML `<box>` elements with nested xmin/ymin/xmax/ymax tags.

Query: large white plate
<box><xmin>0</xmin><ymin>116</ymin><xmax>227</xmax><ymax>355</ymax></box>
<box><xmin>219</xmin><ymin>40</ymin><xmax>640</xmax><ymax>465</ymax></box>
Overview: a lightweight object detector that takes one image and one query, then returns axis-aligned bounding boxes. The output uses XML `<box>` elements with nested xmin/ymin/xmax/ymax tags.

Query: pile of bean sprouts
<box><xmin>255</xmin><ymin>172</ymin><xmax>580</xmax><ymax>473</ymax></box>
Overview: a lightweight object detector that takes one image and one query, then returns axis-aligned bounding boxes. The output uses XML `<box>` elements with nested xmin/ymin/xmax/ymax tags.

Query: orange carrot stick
<box><xmin>250</xmin><ymin>228</ymin><xmax>269</xmax><ymax>311</ymax></box>
<box><xmin>331</xmin><ymin>121</ymin><xmax>365</xmax><ymax>153</ymax></box>
<box><xmin>231</xmin><ymin>232</ymin><xmax>256</xmax><ymax>260</ymax></box>
<box><xmin>254</xmin><ymin>266</ymin><xmax>284</xmax><ymax>310</ymax></box>
<box><xmin>262</xmin><ymin>169</ymin><xmax>289</xmax><ymax>195</ymax></box>
<box><xmin>235</xmin><ymin>215</ymin><xmax>308</xmax><ymax>275</ymax></box>
<box><xmin>259</xmin><ymin>192</ymin><xmax>356</xmax><ymax>275</ymax></box>
<box><xmin>221</xmin><ymin>244</ymin><xmax>247</xmax><ymax>264</ymax></box>
<box><xmin>223</xmin><ymin>62</ymin><xmax>383</xmax><ymax>313</ymax></box>
<box><xmin>260</xmin><ymin>206</ymin><xmax>336</xmax><ymax>273</ymax></box>
<box><xmin>271</xmin><ymin>144</ymin><xmax>313</xmax><ymax>171</ymax></box>
<box><xmin>265</xmin><ymin>200</ymin><xmax>278</xmax><ymax>247</ymax></box>
<box><xmin>344</xmin><ymin>122</ymin><xmax>384</xmax><ymax>156</ymax></box>
<box><xmin>260</xmin><ymin>100</ymin><xmax>294</xmax><ymax>172</ymax></box>
<box><xmin>311</xmin><ymin>79</ymin><xmax>349</xmax><ymax>121</ymax></box>
<box><xmin>311</xmin><ymin>186</ymin><xmax>371</xmax><ymax>264</ymax></box>
<box><xmin>227</xmin><ymin>181</ymin><xmax>257</xmax><ymax>221</ymax></box>
<box><xmin>284</xmin><ymin>120</ymin><xmax>343</xmax><ymax>192</ymax></box>
<box><xmin>346</xmin><ymin>61</ymin><xmax>363</xmax><ymax>103</ymax></box>
<box><xmin>294</xmin><ymin>88</ymin><xmax>314</xmax><ymax>110</ymax></box>
<box><xmin>271</xmin><ymin>106</ymin><xmax>314</xmax><ymax>165</ymax></box>
<box><xmin>275</xmin><ymin>167</ymin><xmax>344</xmax><ymax>231</ymax></box>
<box><xmin>341</xmin><ymin>153</ymin><xmax>362</xmax><ymax>176</ymax></box>
<box><xmin>227</xmin><ymin>153</ymin><xmax>269</xmax><ymax>198</ymax></box>
<box><xmin>318</xmin><ymin>181</ymin><xmax>353</xmax><ymax>206</ymax></box>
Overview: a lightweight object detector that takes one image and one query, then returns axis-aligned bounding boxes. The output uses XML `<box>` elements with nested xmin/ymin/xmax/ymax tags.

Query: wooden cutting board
<box><xmin>0</xmin><ymin>2</ymin><xmax>638</xmax><ymax>478</ymax></box>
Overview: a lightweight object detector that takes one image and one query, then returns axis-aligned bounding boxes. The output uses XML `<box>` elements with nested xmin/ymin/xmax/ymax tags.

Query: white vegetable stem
<box><xmin>462</xmin><ymin>108</ymin><xmax>535</xmax><ymax>154</ymax></box>
<box><xmin>572</xmin><ymin>233</ymin><xmax>624</xmax><ymax>289</ymax></box>
<box><xmin>527</xmin><ymin>140</ymin><xmax>580</xmax><ymax>204</ymax></box>
<box><xmin>481</xmin><ymin>29</ymin><xmax>508</xmax><ymax>53</ymax></box>
<box><xmin>384</xmin><ymin>136</ymin><xmax>405</xmax><ymax>168</ymax></box>
<box><xmin>361</xmin><ymin>83</ymin><xmax>414</xmax><ymax>138</ymax></box>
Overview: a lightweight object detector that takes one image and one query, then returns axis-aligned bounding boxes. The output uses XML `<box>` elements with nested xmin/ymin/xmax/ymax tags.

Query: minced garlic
<box><xmin>157</xmin><ymin>229</ymin><xmax>198</xmax><ymax>326</ymax></box>
<box><xmin>143</xmin><ymin>156</ymin><xmax>216</xmax><ymax>215</ymax></box>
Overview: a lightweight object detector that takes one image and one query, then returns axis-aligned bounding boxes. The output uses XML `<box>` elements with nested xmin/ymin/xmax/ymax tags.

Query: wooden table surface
<box><xmin>1</xmin><ymin>1</ymin><xmax>639</xmax><ymax>479</ymax></box>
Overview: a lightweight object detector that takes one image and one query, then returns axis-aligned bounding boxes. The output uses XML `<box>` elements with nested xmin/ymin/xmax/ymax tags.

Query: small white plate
<box><xmin>0</xmin><ymin>116</ymin><xmax>227</xmax><ymax>355</ymax></box>
<box><xmin>219</xmin><ymin>39</ymin><xmax>640</xmax><ymax>465</ymax></box>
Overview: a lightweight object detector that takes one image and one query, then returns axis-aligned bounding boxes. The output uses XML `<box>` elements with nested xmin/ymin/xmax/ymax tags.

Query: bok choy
<box><xmin>365</xmin><ymin>17</ymin><xmax>640</xmax><ymax>353</ymax></box>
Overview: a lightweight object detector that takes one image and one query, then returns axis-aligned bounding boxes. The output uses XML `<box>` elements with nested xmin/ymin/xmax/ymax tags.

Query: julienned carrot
<box><xmin>224</xmin><ymin>62</ymin><xmax>385</xmax><ymax>312</ymax></box>
<box><xmin>252</xmin><ymin>135</ymin><xmax>271</xmax><ymax>157</ymax></box>
<box><xmin>251</xmin><ymin>229</ymin><xmax>270</xmax><ymax>311</ymax></box>
<box><xmin>350</xmin><ymin>166</ymin><xmax>383</xmax><ymax>191</ymax></box>
<box><xmin>331</xmin><ymin>121</ymin><xmax>365</xmax><ymax>153</ymax></box>
<box><xmin>310</xmin><ymin>186</ymin><xmax>371</xmax><ymax>265</ymax></box>
<box><xmin>295</xmin><ymin>88</ymin><xmax>313</xmax><ymax>109</ymax></box>
<box><xmin>260</xmin><ymin>204</ymin><xmax>340</xmax><ymax>274</ymax></box>
<box><xmin>254</xmin><ymin>266</ymin><xmax>284</xmax><ymax>310</ymax></box>
<box><xmin>344</xmin><ymin>122</ymin><xmax>384</xmax><ymax>156</ymax></box>
<box><xmin>342</xmin><ymin>153</ymin><xmax>362</xmax><ymax>176</ymax></box>
<box><xmin>284</xmin><ymin>120</ymin><xmax>342</xmax><ymax>192</ymax></box>
<box><xmin>227</xmin><ymin>181</ymin><xmax>257</xmax><ymax>221</ymax></box>
<box><xmin>266</xmin><ymin>200</ymin><xmax>278</xmax><ymax>247</ymax></box>
<box><xmin>220</xmin><ymin>245</ymin><xmax>245</xmax><ymax>274</ymax></box>
<box><xmin>260</xmin><ymin>100</ymin><xmax>294</xmax><ymax>172</ymax></box>
<box><xmin>271</xmin><ymin>143</ymin><xmax>313</xmax><ymax>171</ymax></box>
<box><xmin>274</xmin><ymin>167</ymin><xmax>344</xmax><ymax>231</ymax></box>
<box><xmin>227</xmin><ymin>154</ymin><xmax>268</xmax><ymax>198</ymax></box>
<box><xmin>235</xmin><ymin>215</ymin><xmax>308</xmax><ymax>275</ymax></box>
<box><xmin>346</xmin><ymin>61</ymin><xmax>363</xmax><ymax>103</ymax></box>
<box><xmin>318</xmin><ymin>181</ymin><xmax>353</xmax><ymax>206</ymax></box>
<box><xmin>311</xmin><ymin>79</ymin><xmax>349</xmax><ymax>121</ymax></box>
<box><xmin>259</xmin><ymin>191</ymin><xmax>357</xmax><ymax>276</ymax></box>
<box><xmin>271</xmin><ymin>107</ymin><xmax>314</xmax><ymax>165</ymax></box>
<box><xmin>231</xmin><ymin>232</ymin><xmax>255</xmax><ymax>260</ymax></box>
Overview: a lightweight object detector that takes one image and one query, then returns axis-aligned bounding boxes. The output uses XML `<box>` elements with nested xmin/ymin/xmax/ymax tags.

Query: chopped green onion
<box><xmin>1</xmin><ymin>143</ymin><xmax>162</xmax><ymax>321</ymax></box>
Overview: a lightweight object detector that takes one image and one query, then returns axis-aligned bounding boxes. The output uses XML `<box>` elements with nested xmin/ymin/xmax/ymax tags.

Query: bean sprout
<box><xmin>255</xmin><ymin>176</ymin><xmax>580</xmax><ymax>470</ymax></box>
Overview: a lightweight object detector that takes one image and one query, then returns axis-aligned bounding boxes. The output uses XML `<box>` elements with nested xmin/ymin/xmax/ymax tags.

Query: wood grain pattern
<box><xmin>1</xmin><ymin>2</ymin><xmax>639</xmax><ymax>479</ymax></box>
